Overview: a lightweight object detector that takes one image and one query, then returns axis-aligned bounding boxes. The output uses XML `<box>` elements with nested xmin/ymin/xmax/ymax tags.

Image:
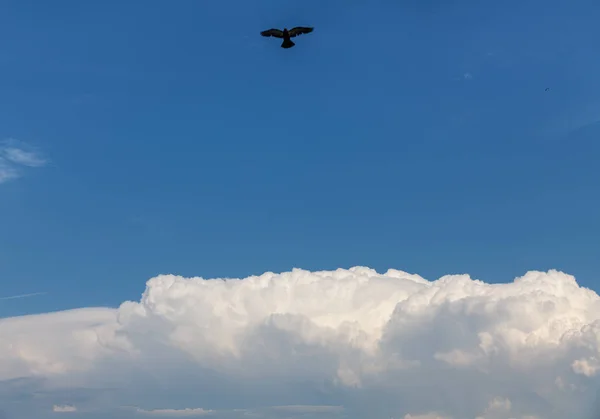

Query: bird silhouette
<box><xmin>260</xmin><ymin>26</ymin><xmax>314</xmax><ymax>48</ymax></box>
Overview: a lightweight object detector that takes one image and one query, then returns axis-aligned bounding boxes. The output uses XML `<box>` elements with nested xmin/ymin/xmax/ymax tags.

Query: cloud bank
<box><xmin>1</xmin><ymin>267</ymin><xmax>600</xmax><ymax>419</ymax></box>
<box><xmin>0</xmin><ymin>138</ymin><xmax>47</xmax><ymax>184</ymax></box>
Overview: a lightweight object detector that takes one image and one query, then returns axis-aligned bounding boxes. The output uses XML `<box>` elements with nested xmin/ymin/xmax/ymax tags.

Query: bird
<box><xmin>260</xmin><ymin>26</ymin><xmax>314</xmax><ymax>48</ymax></box>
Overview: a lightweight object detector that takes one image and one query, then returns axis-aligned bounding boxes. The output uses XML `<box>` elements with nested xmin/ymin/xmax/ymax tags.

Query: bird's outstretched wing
<box><xmin>288</xmin><ymin>26</ymin><xmax>314</xmax><ymax>37</ymax></box>
<box><xmin>260</xmin><ymin>29</ymin><xmax>284</xmax><ymax>38</ymax></box>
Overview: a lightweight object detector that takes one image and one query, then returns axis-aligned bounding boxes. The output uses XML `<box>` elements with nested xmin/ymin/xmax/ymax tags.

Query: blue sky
<box><xmin>1</xmin><ymin>0</ymin><xmax>600</xmax><ymax>319</ymax></box>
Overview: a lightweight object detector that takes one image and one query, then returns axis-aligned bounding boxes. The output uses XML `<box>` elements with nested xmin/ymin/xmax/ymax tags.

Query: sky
<box><xmin>1</xmin><ymin>0</ymin><xmax>600</xmax><ymax>417</ymax></box>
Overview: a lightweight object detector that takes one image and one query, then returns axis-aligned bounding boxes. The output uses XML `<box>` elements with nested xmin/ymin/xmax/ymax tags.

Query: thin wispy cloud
<box><xmin>53</xmin><ymin>405</ymin><xmax>77</xmax><ymax>413</ymax></box>
<box><xmin>3</xmin><ymin>147</ymin><xmax>46</xmax><ymax>167</ymax></box>
<box><xmin>268</xmin><ymin>405</ymin><xmax>344</xmax><ymax>413</ymax></box>
<box><xmin>136</xmin><ymin>408</ymin><xmax>214</xmax><ymax>416</ymax></box>
<box><xmin>0</xmin><ymin>138</ymin><xmax>47</xmax><ymax>184</ymax></box>
<box><xmin>0</xmin><ymin>292</ymin><xmax>46</xmax><ymax>301</ymax></box>
<box><xmin>451</xmin><ymin>72</ymin><xmax>474</xmax><ymax>82</ymax></box>
<box><xmin>0</xmin><ymin>162</ymin><xmax>19</xmax><ymax>184</ymax></box>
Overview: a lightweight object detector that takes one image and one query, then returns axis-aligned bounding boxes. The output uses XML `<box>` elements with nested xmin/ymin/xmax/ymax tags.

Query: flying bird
<box><xmin>260</xmin><ymin>26</ymin><xmax>314</xmax><ymax>48</ymax></box>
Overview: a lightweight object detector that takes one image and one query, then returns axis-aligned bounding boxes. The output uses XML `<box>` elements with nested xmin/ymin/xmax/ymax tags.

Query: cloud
<box><xmin>53</xmin><ymin>405</ymin><xmax>77</xmax><ymax>413</ymax></box>
<box><xmin>0</xmin><ymin>162</ymin><xmax>19</xmax><ymax>184</ymax></box>
<box><xmin>0</xmin><ymin>292</ymin><xmax>47</xmax><ymax>301</ymax></box>
<box><xmin>3</xmin><ymin>147</ymin><xmax>46</xmax><ymax>167</ymax></box>
<box><xmin>1</xmin><ymin>267</ymin><xmax>600</xmax><ymax>419</ymax></box>
<box><xmin>136</xmin><ymin>408</ymin><xmax>213</xmax><ymax>416</ymax></box>
<box><xmin>268</xmin><ymin>405</ymin><xmax>343</xmax><ymax>413</ymax></box>
<box><xmin>404</xmin><ymin>414</ymin><xmax>450</xmax><ymax>419</ymax></box>
<box><xmin>0</xmin><ymin>138</ymin><xmax>47</xmax><ymax>184</ymax></box>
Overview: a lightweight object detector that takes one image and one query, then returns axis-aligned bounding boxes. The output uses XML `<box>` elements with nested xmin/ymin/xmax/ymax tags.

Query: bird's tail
<box><xmin>281</xmin><ymin>39</ymin><xmax>295</xmax><ymax>48</ymax></box>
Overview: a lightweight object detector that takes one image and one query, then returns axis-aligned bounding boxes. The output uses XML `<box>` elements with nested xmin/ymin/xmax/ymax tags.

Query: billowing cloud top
<box><xmin>1</xmin><ymin>267</ymin><xmax>600</xmax><ymax>419</ymax></box>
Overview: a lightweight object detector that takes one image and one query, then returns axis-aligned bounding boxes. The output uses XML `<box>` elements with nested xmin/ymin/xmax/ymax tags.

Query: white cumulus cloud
<box><xmin>1</xmin><ymin>267</ymin><xmax>600</xmax><ymax>419</ymax></box>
